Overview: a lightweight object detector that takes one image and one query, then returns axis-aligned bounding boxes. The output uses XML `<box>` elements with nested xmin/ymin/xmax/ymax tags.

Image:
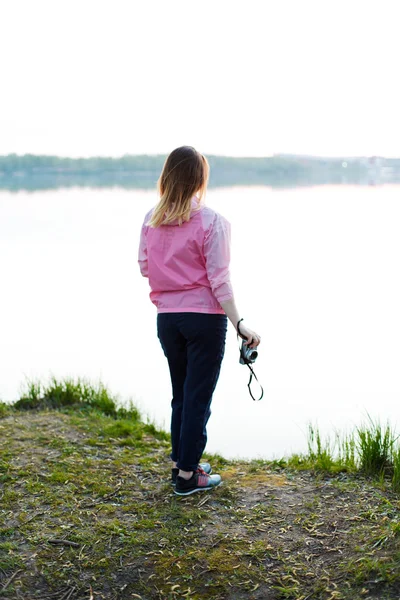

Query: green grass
<box><xmin>2</xmin><ymin>377</ymin><xmax>400</xmax><ymax>598</ymax></box>
<box><xmin>356</xmin><ymin>413</ymin><xmax>398</xmax><ymax>477</ymax></box>
<box><xmin>14</xmin><ymin>373</ymin><xmax>141</xmax><ymax>421</ymax></box>
<box><xmin>306</xmin><ymin>422</ymin><xmax>339</xmax><ymax>472</ymax></box>
<box><xmin>391</xmin><ymin>446</ymin><xmax>400</xmax><ymax>492</ymax></box>
<box><xmin>0</xmin><ymin>400</ymin><xmax>13</xmax><ymax>418</ymax></box>
<box><xmin>283</xmin><ymin>415</ymin><xmax>400</xmax><ymax>493</ymax></box>
<box><xmin>3</xmin><ymin>376</ymin><xmax>400</xmax><ymax>492</ymax></box>
<box><xmin>285</xmin><ymin>423</ymin><xmax>357</xmax><ymax>474</ymax></box>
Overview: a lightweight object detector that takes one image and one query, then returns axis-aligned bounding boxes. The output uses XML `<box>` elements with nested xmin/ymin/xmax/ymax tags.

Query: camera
<box><xmin>239</xmin><ymin>339</ymin><xmax>258</xmax><ymax>365</ymax></box>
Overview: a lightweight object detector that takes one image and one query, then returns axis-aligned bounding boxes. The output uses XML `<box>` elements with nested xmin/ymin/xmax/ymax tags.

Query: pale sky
<box><xmin>1</xmin><ymin>0</ymin><xmax>399</xmax><ymax>158</ymax></box>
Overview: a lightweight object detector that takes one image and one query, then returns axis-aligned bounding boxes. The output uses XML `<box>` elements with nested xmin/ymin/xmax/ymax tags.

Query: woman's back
<box><xmin>139</xmin><ymin>196</ymin><xmax>233</xmax><ymax>314</ymax></box>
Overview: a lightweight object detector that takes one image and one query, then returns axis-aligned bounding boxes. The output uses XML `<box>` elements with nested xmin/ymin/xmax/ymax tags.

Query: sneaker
<box><xmin>174</xmin><ymin>466</ymin><xmax>221</xmax><ymax>496</ymax></box>
<box><xmin>171</xmin><ymin>462</ymin><xmax>212</xmax><ymax>485</ymax></box>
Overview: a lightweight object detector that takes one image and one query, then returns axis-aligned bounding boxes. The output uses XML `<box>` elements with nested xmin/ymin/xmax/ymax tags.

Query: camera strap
<box><xmin>237</xmin><ymin>333</ymin><xmax>264</xmax><ymax>402</ymax></box>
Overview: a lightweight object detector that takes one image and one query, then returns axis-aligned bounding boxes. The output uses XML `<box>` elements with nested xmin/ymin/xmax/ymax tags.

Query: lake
<box><xmin>1</xmin><ymin>185</ymin><xmax>399</xmax><ymax>460</ymax></box>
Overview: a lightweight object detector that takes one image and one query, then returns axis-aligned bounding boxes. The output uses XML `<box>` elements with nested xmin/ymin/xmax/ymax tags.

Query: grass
<box><xmin>284</xmin><ymin>416</ymin><xmax>400</xmax><ymax>492</ymax></box>
<box><xmin>3</xmin><ymin>376</ymin><xmax>400</xmax><ymax>488</ymax></box>
<box><xmin>1</xmin><ymin>376</ymin><xmax>400</xmax><ymax>599</ymax></box>
<box><xmin>392</xmin><ymin>447</ymin><xmax>400</xmax><ymax>492</ymax></box>
<box><xmin>14</xmin><ymin>373</ymin><xmax>141</xmax><ymax>420</ymax></box>
<box><xmin>356</xmin><ymin>413</ymin><xmax>398</xmax><ymax>477</ymax></box>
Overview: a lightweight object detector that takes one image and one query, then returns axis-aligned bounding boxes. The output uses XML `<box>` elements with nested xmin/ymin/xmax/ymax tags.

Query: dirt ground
<box><xmin>1</xmin><ymin>410</ymin><xmax>400</xmax><ymax>600</ymax></box>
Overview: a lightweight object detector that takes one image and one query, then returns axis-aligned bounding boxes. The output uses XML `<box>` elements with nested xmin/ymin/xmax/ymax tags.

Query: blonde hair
<box><xmin>147</xmin><ymin>146</ymin><xmax>209</xmax><ymax>227</ymax></box>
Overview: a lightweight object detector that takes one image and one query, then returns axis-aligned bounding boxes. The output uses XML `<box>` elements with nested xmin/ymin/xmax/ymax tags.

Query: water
<box><xmin>1</xmin><ymin>185</ymin><xmax>400</xmax><ymax>460</ymax></box>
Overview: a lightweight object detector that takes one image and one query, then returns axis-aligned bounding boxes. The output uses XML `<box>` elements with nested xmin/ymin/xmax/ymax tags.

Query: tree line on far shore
<box><xmin>1</xmin><ymin>152</ymin><xmax>399</xmax><ymax>191</ymax></box>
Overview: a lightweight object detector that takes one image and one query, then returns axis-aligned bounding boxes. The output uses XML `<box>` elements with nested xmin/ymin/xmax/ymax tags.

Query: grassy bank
<box><xmin>1</xmin><ymin>377</ymin><xmax>400</xmax><ymax>599</ymax></box>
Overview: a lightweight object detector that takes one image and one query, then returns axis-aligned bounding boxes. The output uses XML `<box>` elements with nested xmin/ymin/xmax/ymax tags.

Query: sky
<box><xmin>1</xmin><ymin>0</ymin><xmax>399</xmax><ymax>159</ymax></box>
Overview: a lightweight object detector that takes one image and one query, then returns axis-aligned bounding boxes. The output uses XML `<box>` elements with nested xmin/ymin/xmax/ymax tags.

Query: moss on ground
<box><xmin>1</xmin><ymin>407</ymin><xmax>400</xmax><ymax>599</ymax></box>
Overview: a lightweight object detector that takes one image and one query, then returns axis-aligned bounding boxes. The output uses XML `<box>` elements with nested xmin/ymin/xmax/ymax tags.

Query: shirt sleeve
<box><xmin>138</xmin><ymin>217</ymin><xmax>149</xmax><ymax>278</ymax></box>
<box><xmin>203</xmin><ymin>213</ymin><xmax>233</xmax><ymax>304</ymax></box>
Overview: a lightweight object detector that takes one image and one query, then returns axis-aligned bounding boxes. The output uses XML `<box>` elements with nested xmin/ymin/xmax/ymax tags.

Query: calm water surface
<box><xmin>1</xmin><ymin>185</ymin><xmax>399</xmax><ymax>459</ymax></box>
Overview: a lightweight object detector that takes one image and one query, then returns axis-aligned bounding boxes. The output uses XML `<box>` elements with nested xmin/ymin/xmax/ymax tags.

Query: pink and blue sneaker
<box><xmin>171</xmin><ymin>462</ymin><xmax>212</xmax><ymax>485</ymax></box>
<box><xmin>174</xmin><ymin>465</ymin><xmax>222</xmax><ymax>496</ymax></box>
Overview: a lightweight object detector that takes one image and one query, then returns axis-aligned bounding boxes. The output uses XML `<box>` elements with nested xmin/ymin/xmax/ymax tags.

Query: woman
<box><xmin>138</xmin><ymin>146</ymin><xmax>261</xmax><ymax>496</ymax></box>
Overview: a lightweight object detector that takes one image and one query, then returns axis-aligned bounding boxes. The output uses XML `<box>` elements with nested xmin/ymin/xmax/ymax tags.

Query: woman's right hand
<box><xmin>237</xmin><ymin>322</ymin><xmax>261</xmax><ymax>349</ymax></box>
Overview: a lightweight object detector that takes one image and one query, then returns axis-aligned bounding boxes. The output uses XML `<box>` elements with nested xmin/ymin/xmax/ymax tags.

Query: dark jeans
<box><xmin>157</xmin><ymin>312</ymin><xmax>228</xmax><ymax>471</ymax></box>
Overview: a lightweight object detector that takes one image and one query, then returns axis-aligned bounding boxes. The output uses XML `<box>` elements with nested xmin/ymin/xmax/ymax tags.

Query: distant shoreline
<box><xmin>1</xmin><ymin>153</ymin><xmax>399</xmax><ymax>191</ymax></box>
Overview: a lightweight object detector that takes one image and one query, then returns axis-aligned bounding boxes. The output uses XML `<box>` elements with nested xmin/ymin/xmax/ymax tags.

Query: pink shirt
<box><xmin>138</xmin><ymin>196</ymin><xmax>233</xmax><ymax>314</ymax></box>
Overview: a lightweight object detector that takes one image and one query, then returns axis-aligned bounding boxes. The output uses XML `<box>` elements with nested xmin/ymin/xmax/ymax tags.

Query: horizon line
<box><xmin>1</xmin><ymin>152</ymin><xmax>398</xmax><ymax>161</ymax></box>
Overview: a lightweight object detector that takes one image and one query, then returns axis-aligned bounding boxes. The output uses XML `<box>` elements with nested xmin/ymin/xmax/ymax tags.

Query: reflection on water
<box><xmin>1</xmin><ymin>185</ymin><xmax>399</xmax><ymax>459</ymax></box>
